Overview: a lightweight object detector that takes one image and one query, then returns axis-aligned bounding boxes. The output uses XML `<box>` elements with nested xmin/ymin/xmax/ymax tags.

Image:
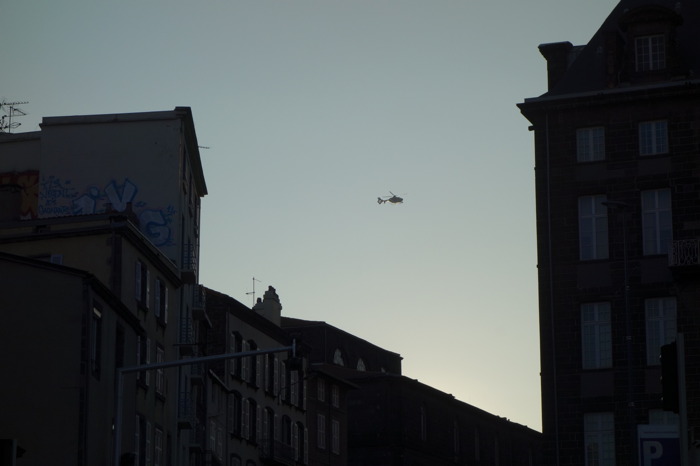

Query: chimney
<box><xmin>538</xmin><ymin>41</ymin><xmax>574</xmax><ymax>91</ymax></box>
<box><xmin>252</xmin><ymin>286</ymin><xmax>283</xmax><ymax>326</ymax></box>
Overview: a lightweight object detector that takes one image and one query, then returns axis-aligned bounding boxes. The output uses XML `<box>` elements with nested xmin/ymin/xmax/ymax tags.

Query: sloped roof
<box><xmin>542</xmin><ymin>0</ymin><xmax>700</xmax><ymax>97</ymax></box>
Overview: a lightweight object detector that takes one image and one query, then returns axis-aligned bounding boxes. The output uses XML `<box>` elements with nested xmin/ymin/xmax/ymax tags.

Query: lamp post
<box><xmin>113</xmin><ymin>342</ymin><xmax>297</xmax><ymax>466</ymax></box>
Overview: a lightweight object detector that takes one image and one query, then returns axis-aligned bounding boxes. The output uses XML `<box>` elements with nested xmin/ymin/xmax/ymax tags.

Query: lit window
<box><xmin>581</xmin><ymin>302</ymin><xmax>612</xmax><ymax>369</ymax></box>
<box><xmin>577</xmin><ymin>127</ymin><xmax>605</xmax><ymax>162</ymax></box>
<box><xmin>639</xmin><ymin>120</ymin><xmax>668</xmax><ymax>155</ymax></box>
<box><xmin>635</xmin><ymin>35</ymin><xmax>665</xmax><ymax>71</ymax></box>
<box><xmin>579</xmin><ymin>195</ymin><xmax>609</xmax><ymax>260</ymax></box>
<box><xmin>584</xmin><ymin>412</ymin><xmax>615</xmax><ymax>466</ymax></box>
<box><xmin>645</xmin><ymin>298</ymin><xmax>677</xmax><ymax>365</ymax></box>
<box><xmin>642</xmin><ymin>189</ymin><xmax>672</xmax><ymax>255</ymax></box>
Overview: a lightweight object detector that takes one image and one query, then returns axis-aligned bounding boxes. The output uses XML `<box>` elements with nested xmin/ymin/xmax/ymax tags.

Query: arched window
<box><xmin>356</xmin><ymin>358</ymin><xmax>366</xmax><ymax>371</ymax></box>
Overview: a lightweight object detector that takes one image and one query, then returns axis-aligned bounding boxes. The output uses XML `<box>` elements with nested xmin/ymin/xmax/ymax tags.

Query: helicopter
<box><xmin>377</xmin><ymin>192</ymin><xmax>404</xmax><ymax>205</ymax></box>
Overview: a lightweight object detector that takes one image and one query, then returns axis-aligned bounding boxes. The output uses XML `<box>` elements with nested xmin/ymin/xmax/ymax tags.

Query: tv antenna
<box><xmin>246</xmin><ymin>277</ymin><xmax>261</xmax><ymax>305</ymax></box>
<box><xmin>0</xmin><ymin>100</ymin><xmax>29</xmax><ymax>134</ymax></box>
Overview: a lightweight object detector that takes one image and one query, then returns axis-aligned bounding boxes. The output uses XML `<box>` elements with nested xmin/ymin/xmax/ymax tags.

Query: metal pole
<box><xmin>113</xmin><ymin>343</ymin><xmax>294</xmax><ymax>465</ymax></box>
<box><xmin>678</xmin><ymin>334</ymin><xmax>688</xmax><ymax>466</ymax></box>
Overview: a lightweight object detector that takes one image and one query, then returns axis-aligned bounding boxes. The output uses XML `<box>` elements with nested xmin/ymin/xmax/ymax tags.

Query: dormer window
<box><xmin>635</xmin><ymin>34</ymin><xmax>665</xmax><ymax>71</ymax></box>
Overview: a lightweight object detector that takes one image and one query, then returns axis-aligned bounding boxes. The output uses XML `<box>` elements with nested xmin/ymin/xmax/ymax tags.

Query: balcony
<box><xmin>182</xmin><ymin>241</ymin><xmax>198</xmax><ymax>283</ymax></box>
<box><xmin>259</xmin><ymin>439</ymin><xmax>296</xmax><ymax>466</ymax></box>
<box><xmin>178</xmin><ymin>317</ymin><xmax>197</xmax><ymax>356</ymax></box>
<box><xmin>669</xmin><ymin>239</ymin><xmax>700</xmax><ymax>267</ymax></box>
<box><xmin>192</xmin><ymin>284</ymin><xmax>208</xmax><ymax>321</ymax></box>
<box><xmin>178</xmin><ymin>392</ymin><xmax>196</xmax><ymax>429</ymax></box>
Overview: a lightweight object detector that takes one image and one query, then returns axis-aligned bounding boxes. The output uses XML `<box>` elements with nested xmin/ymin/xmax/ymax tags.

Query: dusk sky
<box><xmin>2</xmin><ymin>0</ymin><xmax>618</xmax><ymax>431</ymax></box>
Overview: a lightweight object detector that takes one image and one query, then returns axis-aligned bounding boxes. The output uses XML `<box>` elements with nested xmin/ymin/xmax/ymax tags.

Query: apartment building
<box><xmin>282</xmin><ymin>318</ymin><xmax>541</xmax><ymax>465</ymax></box>
<box><xmin>519</xmin><ymin>1</ymin><xmax>700</xmax><ymax>464</ymax></box>
<box><xmin>0</xmin><ymin>108</ymin><xmax>208</xmax><ymax>466</ymax></box>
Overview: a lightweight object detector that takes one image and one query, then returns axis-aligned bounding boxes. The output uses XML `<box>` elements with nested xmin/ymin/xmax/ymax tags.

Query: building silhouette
<box><xmin>0</xmin><ymin>108</ymin><xmax>208</xmax><ymax>465</ymax></box>
<box><xmin>282</xmin><ymin>318</ymin><xmax>542</xmax><ymax>465</ymax></box>
<box><xmin>1</xmin><ymin>107</ymin><xmax>541</xmax><ymax>465</ymax></box>
<box><xmin>519</xmin><ymin>1</ymin><xmax>700</xmax><ymax>464</ymax></box>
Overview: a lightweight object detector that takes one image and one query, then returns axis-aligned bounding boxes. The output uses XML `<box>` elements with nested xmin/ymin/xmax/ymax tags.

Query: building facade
<box><xmin>283</xmin><ymin>318</ymin><xmax>541</xmax><ymax>466</ymax></box>
<box><xmin>0</xmin><ymin>108</ymin><xmax>208</xmax><ymax>466</ymax></box>
<box><xmin>519</xmin><ymin>1</ymin><xmax>700</xmax><ymax>464</ymax></box>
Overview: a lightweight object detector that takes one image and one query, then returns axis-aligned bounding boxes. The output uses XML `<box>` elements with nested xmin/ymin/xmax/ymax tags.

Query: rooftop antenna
<box><xmin>0</xmin><ymin>100</ymin><xmax>29</xmax><ymax>134</ymax></box>
<box><xmin>246</xmin><ymin>277</ymin><xmax>261</xmax><ymax>306</ymax></box>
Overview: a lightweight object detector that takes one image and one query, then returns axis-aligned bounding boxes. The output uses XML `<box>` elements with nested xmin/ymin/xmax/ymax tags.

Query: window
<box><xmin>154</xmin><ymin>279</ymin><xmax>168</xmax><ymax>325</ymax></box>
<box><xmin>91</xmin><ymin>307</ymin><xmax>102</xmax><ymax>378</ymax></box>
<box><xmin>293</xmin><ymin>422</ymin><xmax>307</xmax><ymax>463</ymax></box>
<box><xmin>230</xmin><ymin>332</ymin><xmax>242</xmax><ymax>377</ymax></box>
<box><xmin>145</xmin><ymin>421</ymin><xmax>152</xmax><ymax>466</ymax></box>
<box><xmin>136</xmin><ymin>335</ymin><xmax>151</xmax><ymax>387</ymax></box>
<box><xmin>282</xmin><ymin>415</ymin><xmax>293</xmax><ymax>446</ymax></box>
<box><xmin>581</xmin><ymin>303</ymin><xmax>612</xmax><ymax>369</ymax></box>
<box><xmin>642</xmin><ymin>189</ymin><xmax>672</xmax><ymax>255</ymax></box>
<box><xmin>135</xmin><ymin>260</ymin><xmax>150</xmax><ymax>309</ymax></box>
<box><xmin>317</xmin><ymin>378</ymin><xmax>326</xmax><ymax>402</ymax></box>
<box><xmin>584</xmin><ymin>412</ymin><xmax>615</xmax><ymax>466</ymax></box>
<box><xmin>649</xmin><ymin>409</ymin><xmax>679</xmax><ymax>426</ymax></box>
<box><xmin>646</xmin><ymin>297</ymin><xmax>677</xmax><ymax>365</ymax></box>
<box><xmin>331</xmin><ymin>384</ymin><xmax>340</xmax><ymax>408</ymax></box>
<box><xmin>357</xmin><ymin>358</ymin><xmax>366</xmax><ymax>371</ymax></box>
<box><xmin>635</xmin><ymin>35</ymin><xmax>665</xmax><ymax>71</ymax></box>
<box><xmin>230</xmin><ymin>455</ymin><xmax>242</xmax><ymax>466</ymax></box>
<box><xmin>333</xmin><ymin>348</ymin><xmax>344</xmax><ymax>366</ymax></box>
<box><xmin>228</xmin><ymin>392</ymin><xmax>242</xmax><ymax>436</ymax></box>
<box><xmin>579</xmin><ymin>195</ymin><xmax>609</xmax><ymax>260</ymax></box>
<box><xmin>290</xmin><ymin>370</ymin><xmax>299</xmax><ymax>406</ymax></box>
<box><xmin>317</xmin><ymin>414</ymin><xmax>326</xmax><ymax>449</ymax></box>
<box><xmin>331</xmin><ymin>419</ymin><xmax>340</xmax><ymax>454</ymax></box>
<box><xmin>639</xmin><ymin>120</ymin><xmax>668</xmax><ymax>155</ymax></box>
<box><xmin>156</xmin><ymin>345</ymin><xmax>165</xmax><ymax>396</ymax></box>
<box><xmin>154</xmin><ymin>427</ymin><xmax>163</xmax><ymax>466</ymax></box>
<box><xmin>577</xmin><ymin>127</ymin><xmax>605</xmax><ymax>162</ymax></box>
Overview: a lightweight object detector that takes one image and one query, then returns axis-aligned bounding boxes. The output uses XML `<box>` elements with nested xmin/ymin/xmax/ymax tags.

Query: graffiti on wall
<box><xmin>39</xmin><ymin>176</ymin><xmax>175</xmax><ymax>246</ymax></box>
<box><xmin>0</xmin><ymin>170</ymin><xmax>39</xmax><ymax>219</ymax></box>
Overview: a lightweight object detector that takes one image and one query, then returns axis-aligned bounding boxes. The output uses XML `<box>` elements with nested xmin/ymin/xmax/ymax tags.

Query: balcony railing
<box><xmin>259</xmin><ymin>439</ymin><xmax>295</xmax><ymax>465</ymax></box>
<box><xmin>669</xmin><ymin>239</ymin><xmax>700</xmax><ymax>267</ymax></box>
<box><xmin>178</xmin><ymin>391</ymin><xmax>196</xmax><ymax>429</ymax></box>
<box><xmin>182</xmin><ymin>241</ymin><xmax>198</xmax><ymax>283</ymax></box>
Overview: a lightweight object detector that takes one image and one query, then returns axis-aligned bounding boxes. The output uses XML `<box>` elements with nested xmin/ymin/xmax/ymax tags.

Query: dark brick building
<box><xmin>282</xmin><ymin>318</ymin><xmax>542</xmax><ymax>465</ymax></box>
<box><xmin>519</xmin><ymin>1</ymin><xmax>700</xmax><ymax>464</ymax></box>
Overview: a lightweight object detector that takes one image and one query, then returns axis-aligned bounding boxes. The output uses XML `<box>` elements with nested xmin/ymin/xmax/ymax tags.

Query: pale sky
<box><xmin>2</xmin><ymin>0</ymin><xmax>618</xmax><ymax>431</ymax></box>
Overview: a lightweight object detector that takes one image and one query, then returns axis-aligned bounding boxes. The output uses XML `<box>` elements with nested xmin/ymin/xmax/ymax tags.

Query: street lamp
<box><xmin>113</xmin><ymin>342</ymin><xmax>297</xmax><ymax>465</ymax></box>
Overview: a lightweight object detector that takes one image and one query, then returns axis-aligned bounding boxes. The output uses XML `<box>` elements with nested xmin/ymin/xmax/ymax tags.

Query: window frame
<box><xmin>581</xmin><ymin>302</ymin><xmax>612</xmax><ymax>370</ymax></box>
<box><xmin>584</xmin><ymin>412</ymin><xmax>615</xmax><ymax>466</ymax></box>
<box><xmin>579</xmin><ymin>195</ymin><xmax>609</xmax><ymax>261</ymax></box>
<box><xmin>576</xmin><ymin>126</ymin><xmax>605</xmax><ymax>162</ymax></box>
<box><xmin>635</xmin><ymin>34</ymin><xmax>666</xmax><ymax>72</ymax></box>
<box><xmin>639</xmin><ymin>120</ymin><xmax>669</xmax><ymax>156</ymax></box>
<box><xmin>642</xmin><ymin>188</ymin><xmax>672</xmax><ymax>255</ymax></box>
<box><xmin>645</xmin><ymin>297</ymin><xmax>677</xmax><ymax>366</ymax></box>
